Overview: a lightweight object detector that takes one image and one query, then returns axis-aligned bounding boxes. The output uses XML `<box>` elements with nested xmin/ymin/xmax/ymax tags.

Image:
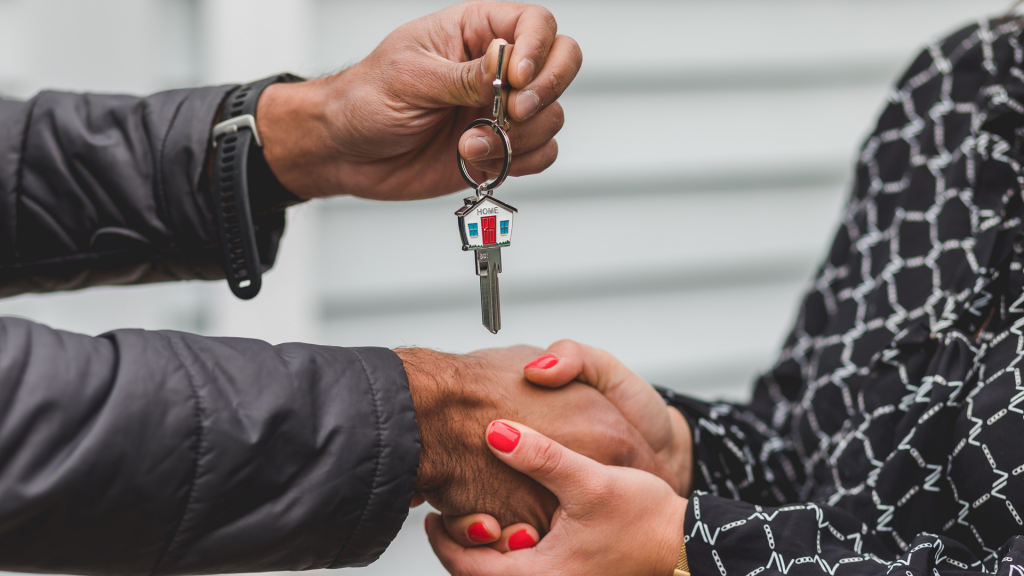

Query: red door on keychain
<box><xmin>481</xmin><ymin>216</ymin><xmax>496</xmax><ymax>244</ymax></box>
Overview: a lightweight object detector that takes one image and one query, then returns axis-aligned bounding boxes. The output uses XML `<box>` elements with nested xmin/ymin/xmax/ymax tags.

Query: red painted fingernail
<box><xmin>487</xmin><ymin>421</ymin><xmax>521</xmax><ymax>453</ymax></box>
<box><xmin>525</xmin><ymin>354</ymin><xmax>558</xmax><ymax>370</ymax></box>
<box><xmin>508</xmin><ymin>529</ymin><xmax>536</xmax><ymax>550</ymax></box>
<box><xmin>468</xmin><ymin>522</ymin><xmax>492</xmax><ymax>543</ymax></box>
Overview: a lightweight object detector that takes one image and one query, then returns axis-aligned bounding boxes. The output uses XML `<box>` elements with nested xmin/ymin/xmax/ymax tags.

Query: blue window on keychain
<box><xmin>468</xmin><ymin>223</ymin><xmax>479</xmax><ymax>237</ymax></box>
<box><xmin>500</xmin><ymin>220</ymin><xmax>509</xmax><ymax>235</ymax></box>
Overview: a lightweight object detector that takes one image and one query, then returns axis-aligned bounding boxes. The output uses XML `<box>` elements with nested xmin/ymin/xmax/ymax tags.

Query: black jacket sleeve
<box><xmin>0</xmin><ymin>316</ymin><xmax>420</xmax><ymax>575</ymax></box>
<box><xmin>0</xmin><ymin>87</ymin><xmax>286</xmax><ymax>297</ymax></box>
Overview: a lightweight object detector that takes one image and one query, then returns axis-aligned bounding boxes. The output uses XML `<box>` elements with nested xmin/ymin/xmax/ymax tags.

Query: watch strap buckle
<box><xmin>212</xmin><ymin>114</ymin><xmax>262</xmax><ymax>147</ymax></box>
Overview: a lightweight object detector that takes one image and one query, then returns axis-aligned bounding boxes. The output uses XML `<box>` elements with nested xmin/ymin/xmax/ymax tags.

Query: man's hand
<box><xmin>256</xmin><ymin>2</ymin><xmax>580</xmax><ymax>200</ymax></box>
<box><xmin>394</xmin><ymin>346</ymin><xmax>677</xmax><ymax>532</ymax></box>
<box><xmin>427</xmin><ymin>421</ymin><xmax>688</xmax><ymax>576</ymax></box>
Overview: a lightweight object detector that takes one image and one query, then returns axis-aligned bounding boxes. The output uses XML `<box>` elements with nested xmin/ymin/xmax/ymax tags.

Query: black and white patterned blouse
<box><xmin>661</xmin><ymin>17</ymin><xmax>1024</xmax><ymax>576</ymax></box>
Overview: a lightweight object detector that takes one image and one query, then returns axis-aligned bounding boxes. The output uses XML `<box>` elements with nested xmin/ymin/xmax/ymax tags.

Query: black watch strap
<box><xmin>211</xmin><ymin>73</ymin><xmax>304</xmax><ymax>300</ymax></box>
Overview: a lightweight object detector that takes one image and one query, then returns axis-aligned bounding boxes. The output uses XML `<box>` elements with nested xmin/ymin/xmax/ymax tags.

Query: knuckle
<box><xmin>537</xmin><ymin>7</ymin><xmax>558</xmax><ymax>36</ymax></box>
<box><xmin>528</xmin><ymin>438</ymin><xmax>565</xmax><ymax>478</ymax></box>
<box><xmin>566</xmin><ymin>36</ymin><xmax>583</xmax><ymax>67</ymax></box>
<box><xmin>595</xmin><ymin>474</ymin><xmax>627</xmax><ymax>502</ymax></box>
<box><xmin>471</xmin><ymin>158</ymin><xmax>502</xmax><ymax>173</ymax></box>
<box><xmin>509</xmin><ymin>126</ymin><xmax>525</xmax><ymax>151</ymax></box>
<box><xmin>537</xmin><ymin>141</ymin><xmax>558</xmax><ymax>172</ymax></box>
<box><xmin>604</xmin><ymin>421</ymin><xmax>636</xmax><ymax>466</ymax></box>
<box><xmin>452</xmin><ymin>63</ymin><xmax>481</xmax><ymax>104</ymax></box>
<box><xmin>551</xmin><ymin>338</ymin><xmax>577</xmax><ymax>352</ymax></box>
<box><xmin>549</xmin><ymin>102</ymin><xmax>565</xmax><ymax>132</ymax></box>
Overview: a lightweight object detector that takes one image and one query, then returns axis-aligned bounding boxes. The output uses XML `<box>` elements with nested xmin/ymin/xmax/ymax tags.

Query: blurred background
<box><xmin>0</xmin><ymin>0</ymin><xmax>1012</xmax><ymax>574</ymax></box>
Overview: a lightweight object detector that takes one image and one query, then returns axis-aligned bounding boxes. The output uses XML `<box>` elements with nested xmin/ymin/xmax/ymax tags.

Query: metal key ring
<box><xmin>457</xmin><ymin>118</ymin><xmax>512</xmax><ymax>194</ymax></box>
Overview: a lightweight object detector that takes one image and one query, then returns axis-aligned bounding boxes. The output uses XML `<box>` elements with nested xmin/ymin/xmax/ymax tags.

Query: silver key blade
<box><xmin>475</xmin><ymin>248</ymin><xmax>502</xmax><ymax>334</ymax></box>
<box><xmin>479</xmin><ymin>266</ymin><xmax>500</xmax><ymax>334</ymax></box>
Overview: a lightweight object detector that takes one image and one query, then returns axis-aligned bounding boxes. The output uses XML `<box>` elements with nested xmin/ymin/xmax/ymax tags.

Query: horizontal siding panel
<box><xmin>317</xmin><ymin>185</ymin><xmax>846</xmax><ymax>301</ymax></box>
<box><xmin>314</xmin><ymin>0</ymin><xmax>1008</xmax><ymax>82</ymax></box>
<box><xmin>320</xmin><ymin>280</ymin><xmax>809</xmax><ymax>401</ymax></box>
<box><xmin>551</xmin><ymin>85</ymin><xmax>888</xmax><ymax>176</ymax></box>
<box><xmin>0</xmin><ymin>282</ymin><xmax>206</xmax><ymax>335</ymax></box>
<box><xmin>548</xmin><ymin>0</ymin><xmax>1010</xmax><ymax>72</ymax></box>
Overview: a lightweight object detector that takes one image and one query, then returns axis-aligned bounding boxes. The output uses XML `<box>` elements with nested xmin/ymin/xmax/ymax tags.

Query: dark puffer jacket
<box><xmin>0</xmin><ymin>87</ymin><xmax>419</xmax><ymax>574</ymax></box>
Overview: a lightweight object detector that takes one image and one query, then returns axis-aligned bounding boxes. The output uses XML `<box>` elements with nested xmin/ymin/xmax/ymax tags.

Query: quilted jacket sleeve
<box><xmin>0</xmin><ymin>316</ymin><xmax>419</xmax><ymax>575</ymax></box>
<box><xmin>0</xmin><ymin>88</ymin><xmax>287</xmax><ymax>298</ymax></box>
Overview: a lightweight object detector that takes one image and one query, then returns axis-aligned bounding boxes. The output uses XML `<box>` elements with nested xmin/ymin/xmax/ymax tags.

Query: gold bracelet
<box><xmin>673</xmin><ymin>538</ymin><xmax>690</xmax><ymax>576</ymax></box>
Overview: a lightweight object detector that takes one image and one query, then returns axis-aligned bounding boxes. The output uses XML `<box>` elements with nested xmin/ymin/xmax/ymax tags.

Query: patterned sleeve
<box><xmin>659</xmin><ymin>386</ymin><xmax>806</xmax><ymax>506</ymax></box>
<box><xmin>683</xmin><ymin>492</ymin><xmax>1024</xmax><ymax>576</ymax></box>
<box><xmin>656</xmin><ymin>17</ymin><xmax>1024</xmax><ymax>575</ymax></box>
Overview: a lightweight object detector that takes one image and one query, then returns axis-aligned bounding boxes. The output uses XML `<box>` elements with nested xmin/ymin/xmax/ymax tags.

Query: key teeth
<box><xmin>475</xmin><ymin>248</ymin><xmax>502</xmax><ymax>334</ymax></box>
<box><xmin>473</xmin><ymin>245</ymin><xmax>501</xmax><ymax>332</ymax></box>
<box><xmin>480</xmin><ymin>271</ymin><xmax>500</xmax><ymax>334</ymax></box>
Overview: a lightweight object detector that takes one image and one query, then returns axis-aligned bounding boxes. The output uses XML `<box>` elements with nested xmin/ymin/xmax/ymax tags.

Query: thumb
<box><xmin>433</xmin><ymin>38</ymin><xmax>513</xmax><ymax>108</ymax></box>
<box><xmin>485</xmin><ymin>420</ymin><xmax>603</xmax><ymax>504</ymax></box>
<box><xmin>525</xmin><ymin>340</ymin><xmax>675</xmax><ymax>454</ymax></box>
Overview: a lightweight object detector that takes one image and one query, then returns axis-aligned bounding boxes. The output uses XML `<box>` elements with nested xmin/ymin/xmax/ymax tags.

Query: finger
<box><xmin>435</xmin><ymin>38</ymin><xmax>514</xmax><ymax>108</ymax></box>
<box><xmin>426</xmin><ymin>512</ymin><xmax>515</xmax><ymax>576</ymax></box>
<box><xmin>485</xmin><ymin>420</ymin><xmax>603</xmax><ymax>504</ymax></box>
<box><xmin>614</xmin><ymin>420</ymin><xmax>682</xmax><ymax>494</ymax></box>
<box><xmin>528</xmin><ymin>340</ymin><xmax>675</xmax><ymax>454</ymax></box>
<box><xmin>469</xmin><ymin>139</ymin><xmax>558</xmax><ymax>178</ymax></box>
<box><xmin>490</xmin><ymin>523</ymin><xmax>540</xmax><ymax>553</ymax></box>
<box><xmin>501</xmin><ymin>5</ymin><xmax>559</xmax><ymax>88</ymax></box>
<box><xmin>443</xmin><ymin>513</ymin><xmax>502</xmax><ymax>547</ymax></box>
<box><xmin>510</xmin><ymin>35</ymin><xmax>581</xmax><ymax>122</ymax></box>
<box><xmin>460</xmin><ymin>102</ymin><xmax>564</xmax><ymax>162</ymax></box>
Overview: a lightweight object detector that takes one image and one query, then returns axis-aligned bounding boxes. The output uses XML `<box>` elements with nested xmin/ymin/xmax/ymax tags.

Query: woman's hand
<box><xmin>524</xmin><ymin>340</ymin><xmax>694</xmax><ymax>496</ymax></box>
<box><xmin>398</xmin><ymin>345</ymin><xmax>678</xmax><ymax>533</ymax></box>
<box><xmin>439</xmin><ymin>340</ymin><xmax>693</xmax><ymax>549</ymax></box>
<box><xmin>256</xmin><ymin>2</ymin><xmax>579</xmax><ymax>200</ymax></box>
<box><xmin>427</xmin><ymin>420</ymin><xmax>688</xmax><ymax>576</ymax></box>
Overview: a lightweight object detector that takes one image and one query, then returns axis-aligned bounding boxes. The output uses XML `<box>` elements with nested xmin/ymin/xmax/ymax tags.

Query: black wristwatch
<box><xmin>210</xmin><ymin>73</ymin><xmax>305</xmax><ymax>300</ymax></box>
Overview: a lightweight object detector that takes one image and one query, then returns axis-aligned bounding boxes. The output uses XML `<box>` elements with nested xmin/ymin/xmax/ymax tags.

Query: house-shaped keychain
<box><xmin>455</xmin><ymin>195</ymin><xmax>517</xmax><ymax>251</ymax></box>
<box><xmin>455</xmin><ymin>194</ymin><xmax>517</xmax><ymax>333</ymax></box>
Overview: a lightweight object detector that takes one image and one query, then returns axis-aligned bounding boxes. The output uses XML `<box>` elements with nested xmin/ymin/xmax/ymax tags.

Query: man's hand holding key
<box><xmin>253</xmin><ymin>1</ymin><xmax>580</xmax><ymax>202</ymax></box>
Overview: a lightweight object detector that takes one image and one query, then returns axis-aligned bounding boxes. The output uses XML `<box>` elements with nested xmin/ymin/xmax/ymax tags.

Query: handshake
<box><xmin>397</xmin><ymin>341</ymin><xmax>694</xmax><ymax>575</ymax></box>
<box><xmin>254</xmin><ymin>2</ymin><xmax>696</xmax><ymax>572</ymax></box>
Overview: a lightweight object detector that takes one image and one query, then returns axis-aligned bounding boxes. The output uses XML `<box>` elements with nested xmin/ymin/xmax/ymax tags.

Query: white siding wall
<box><xmin>0</xmin><ymin>1</ymin><xmax>1014</xmax><ymax>574</ymax></box>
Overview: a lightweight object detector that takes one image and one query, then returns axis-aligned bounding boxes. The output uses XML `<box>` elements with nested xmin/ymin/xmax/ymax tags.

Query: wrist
<box><xmin>394</xmin><ymin>347</ymin><xmax>467</xmax><ymax>494</ymax></box>
<box><xmin>256</xmin><ymin>77</ymin><xmax>336</xmax><ymax>199</ymax></box>
<box><xmin>667</xmin><ymin>407</ymin><xmax>695</xmax><ymax>496</ymax></box>
<box><xmin>657</xmin><ymin>496</ymin><xmax>690</xmax><ymax>576</ymax></box>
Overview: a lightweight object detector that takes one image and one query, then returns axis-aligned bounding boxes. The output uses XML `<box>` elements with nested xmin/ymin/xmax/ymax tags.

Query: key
<box><xmin>454</xmin><ymin>42</ymin><xmax>518</xmax><ymax>333</ymax></box>
<box><xmin>476</xmin><ymin>247</ymin><xmax>502</xmax><ymax>333</ymax></box>
<box><xmin>456</xmin><ymin>194</ymin><xmax>518</xmax><ymax>333</ymax></box>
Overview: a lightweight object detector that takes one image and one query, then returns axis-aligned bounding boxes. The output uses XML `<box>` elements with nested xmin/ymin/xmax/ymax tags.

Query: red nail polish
<box><xmin>508</xmin><ymin>529</ymin><xmax>536</xmax><ymax>551</ymax></box>
<box><xmin>525</xmin><ymin>354</ymin><xmax>558</xmax><ymax>370</ymax></box>
<box><xmin>467</xmin><ymin>522</ymin><xmax>492</xmax><ymax>543</ymax></box>
<box><xmin>487</xmin><ymin>421</ymin><xmax>521</xmax><ymax>453</ymax></box>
